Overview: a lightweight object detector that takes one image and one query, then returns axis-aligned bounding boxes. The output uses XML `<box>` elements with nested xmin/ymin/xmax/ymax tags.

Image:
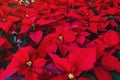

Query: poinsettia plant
<box><xmin>0</xmin><ymin>0</ymin><xmax>120</xmax><ymax>80</ymax></box>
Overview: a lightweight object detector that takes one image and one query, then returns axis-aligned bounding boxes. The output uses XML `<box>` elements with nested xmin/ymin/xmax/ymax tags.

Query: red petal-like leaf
<box><xmin>94</xmin><ymin>40</ymin><xmax>106</xmax><ymax>59</ymax></box>
<box><xmin>37</xmin><ymin>34</ymin><xmax>57</xmax><ymax>57</ymax></box>
<box><xmin>63</xmin><ymin>30</ymin><xmax>76</xmax><ymax>42</ymax></box>
<box><xmin>76</xmin><ymin>36</ymin><xmax>86</xmax><ymax>45</ymax></box>
<box><xmin>0</xmin><ymin>59</ymin><xmax>19</xmax><ymax>80</ymax></box>
<box><xmin>78</xmin><ymin>47</ymin><xmax>96</xmax><ymax>71</ymax></box>
<box><xmin>0</xmin><ymin>21</ymin><xmax>11</xmax><ymax>33</ymax></box>
<box><xmin>49</xmin><ymin>53</ymin><xmax>71</xmax><ymax>72</ymax></box>
<box><xmin>103</xmin><ymin>30</ymin><xmax>119</xmax><ymax>46</ymax></box>
<box><xmin>36</xmin><ymin>19</ymin><xmax>56</xmax><ymax>25</ymax></box>
<box><xmin>30</xmin><ymin>31</ymin><xmax>43</xmax><ymax>44</ymax></box>
<box><xmin>101</xmin><ymin>55</ymin><xmax>120</xmax><ymax>73</ymax></box>
<box><xmin>20</xmin><ymin>25</ymin><xmax>30</xmax><ymax>33</ymax></box>
<box><xmin>0</xmin><ymin>37</ymin><xmax>6</xmax><ymax>47</ymax></box>
<box><xmin>7</xmin><ymin>15</ymin><xmax>20</xmax><ymax>22</ymax></box>
<box><xmin>78</xmin><ymin>77</ymin><xmax>89</xmax><ymax>80</ymax></box>
<box><xmin>69</xmin><ymin>47</ymin><xmax>96</xmax><ymax>71</ymax></box>
<box><xmin>93</xmin><ymin>67</ymin><xmax>112</xmax><ymax>80</ymax></box>
<box><xmin>46</xmin><ymin>44</ymin><xmax>57</xmax><ymax>53</ymax></box>
<box><xmin>89</xmin><ymin>22</ymin><xmax>98</xmax><ymax>33</ymax></box>
<box><xmin>33</xmin><ymin>58</ymin><xmax>46</xmax><ymax>68</ymax></box>
<box><xmin>14</xmin><ymin>47</ymin><xmax>29</xmax><ymax>64</ymax></box>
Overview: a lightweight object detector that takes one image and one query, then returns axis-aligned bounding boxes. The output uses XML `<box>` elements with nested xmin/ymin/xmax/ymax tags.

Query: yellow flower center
<box><xmin>26</xmin><ymin>14</ymin><xmax>29</xmax><ymax>18</ymax></box>
<box><xmin>31</xmin><ymin>0</ymin><xmax>36</xmax><ymax>2</ymax></box>
<box><xmin>2</xmin><ymin>18</ymin><xmax>6</xmax><ymax>22</ymax></box>
<box><xmin>58</xmin><ymin>35</ymin><xmax>63</xmax><ymax>40</ymax></box>
<box><xmin>68</xmin><ymin>73</ymin><xmax>74</xmax><ymax>80</ymax></box>
<box><xmin>85</xmin><ymin>23</ymin><xmax>89</xmax><ymax>26</ymax></box>
<box><xmin>86</xmin><ymin>13</ymin><xmax>89</xmax><ymax>16</ymax></box>
<box><xmin>75</xmin><ymin>32</ymin><xmax>78</xmax><ymax>35</ymax></box>
<box><xmin>31</xmin><ymin>24</ymin><xmax>35</xmax><ymax>30</ymax></box>
<box><xmin>19</xmin><ymin>0</ymin><xmax>24</xmax><ymax>5</ymax></box>
<box><xmin>106</xmin><ymin>45</ymin><xmax>109</xmax><ymax>48</ymax></box>
<box><xmin>26</xmin><ymin>61</ymin><xmax>32</xmax><ymax>67</ymax></box>
<box><xmin>57</xmin><ymin>21</ymin><xmax>61</xmax><ymax>24</ymax></box>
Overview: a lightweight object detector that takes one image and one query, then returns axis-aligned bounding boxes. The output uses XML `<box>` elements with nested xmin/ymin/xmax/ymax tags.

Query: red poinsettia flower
<box><xmin>37</xmin><ymin>26</ymin><xmax>76</xmax><ymax>57</ymax></box>
<box><xmin>0</xmin><ymin>46</ymin><xmax>46</xmax><ymax>80</ymax></box>
<box><xmin>20</xmin><ymin>17</ymin><xmax>37</xmax><ymax>33</ymax></box>
<box><xmin>77</xmin><ymin>6</ymin><xmax>95</xmax><ymax>18</ymax></box>
<box><xmin>103</xmin><ymin>30</ymin><xmax>119</xmax><ymax>47</ymax></box>
<box><xmin>54</xmin><ymin>26</ymin><xmax>76</xmax><ymax>43</ymax></box>
<box><xmin>48</xmin><ymin>47</ymin><xmax>96</xmax><ymax>79</ymax></box>
<box><xmin>0</xmin><ymin>6</ymin><xmax>20</xmax><ymax>33</ymax></box>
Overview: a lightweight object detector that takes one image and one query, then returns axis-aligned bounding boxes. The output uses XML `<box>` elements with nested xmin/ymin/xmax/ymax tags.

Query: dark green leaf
<box><xmin>113</xmin><ymin>50</ymin><xmax>120</xmax><ymax>60</ymax></box>
<box><xmin>111</xmin><ymin>71</ymin><xmax>120</xmax><ymax>80</ymax></box>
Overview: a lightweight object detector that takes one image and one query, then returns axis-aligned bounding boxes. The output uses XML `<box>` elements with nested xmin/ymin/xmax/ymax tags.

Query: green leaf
<box><xmin>106</xmin><ymin>14</ymin><xmax>115</xmax><ymax>20</ymax></box>
<box><xmin>8</xmin><ymin>3</ymin><xmax>18</xmax><ymax>8</ymax></box>
<box><xmin>80</xmin><ymin>71</ymin><xmax>97</xmax><ymax>80</ymax></box>
<box><xmin>111</xmin><ymin>71</ymin><xmax>120</xmax><ymax>80</ymax></box>
<box><xmin>91</xmin><ymin>8</ymin><xmax>99</xmax><ymax>15</ymax></box>
<box><xmin>21</xmin><ymin>38</ymin><xmax>30</xmax><ymax>46</ymax></box>
<box><xmin>113</xmin><ymin>50</ymin><xmax>120</xmax><ymax>60</ymax></box>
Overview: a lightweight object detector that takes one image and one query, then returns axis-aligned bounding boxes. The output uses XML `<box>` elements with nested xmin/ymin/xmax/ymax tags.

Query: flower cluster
<box><xmin>0</xmin><ymin>0</ymin><xmax>120</xmax><ymax>80</ymax></box>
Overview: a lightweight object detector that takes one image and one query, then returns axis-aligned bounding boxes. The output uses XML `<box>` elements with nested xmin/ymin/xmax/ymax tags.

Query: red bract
<box><xmin>54</xmin><ymin>26</ymin><xmax>76</xmax><ymax>43</ymax></box>
<box><xmin>0</xmin><ymin>69</ymin><xmax>4</xmax><ymax>78</ymax></box>
<box><xmin>36</xmin><ymin>19</ymin><xmax>56</xmax><ymax>26</ymax></box>
<box><xmin>94</xmin><ymin>40</ymin><xmax>106</xmax><ymax>59</ymax></box>
<box><xmin>0</xmin><ymin>0</ymin><xmax>120</xmax><ymax>80</ymax></box>
<box><xmin>93</xmin><ymin>66</ymin><xmax>112</xmax><ymax>80</ymax></box>
<box><xmin>0</xmin><ymin>6</ymin><xmax>20</xmax><ymax>33</ymax></box>
<box><xmin>48</xmin><ymin>53</ymin><xmax>71</xmax><ymax>73</ymax></box>
<box><xmin>68</xmin><ymin>47</ymin><xmax>96</xmax><ymax>76</ymax></box>
<box><xmin>78</xmin><ymin>77</ymin><xmax>89</xmax><ymax>80</ymax></box>
<box><xmin>29</xmin><ymin>30</ymin><xmax>43</xmax><ymax>44</ymax></box>
<box><xmin>0</xmin><ymin>36</ymin><xmax>12</xmax><ymax>49</ymax></box>
<box><xmin>37</xmin><ymin>26</ymin><xmax>76</xmax><ymax>57</ymax></box>
<box><xmin>101</xmin><ymin>55</ymin><xmax>120</xmax><ymax>73</ymax></box>
<box><xmin>1</xmin><ymin>46</ymin><xmax>46</xmax><ymax>80</ymax></box>
<box><xmin>103</xmin><ymin>30</ymin><xmax>119</xmax><ymax>47</ymax></box>
<box><xmin>37</xmin><ymin>34</ymin><xmax>57</xmax><ymax>57</ymax></box>
<box><xmin>48</xmin><ymin>47</ymin><xmax>96</xmax><ymax>79</ymax></box>
<box><xmin>20</xmin><ymin>17</ymin><xmax>37</xmax><ymax>33</ymax></box>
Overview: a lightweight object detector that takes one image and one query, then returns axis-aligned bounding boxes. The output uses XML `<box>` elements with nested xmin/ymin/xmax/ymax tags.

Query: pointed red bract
<box><xmin>49</xmin><ymin>53</ymin><xmax>71</xmax><ymax>73</ymax></box>
<box><xmin>36</xmin><ymin>19</ymin><xmax>56</xmax><ymax>25</ymax></box>
<box><xmin>101</xmin><ymin>55</ymin><xmax>120</xmax><ymax>73</ymax></box>
<box><xmin>93</xmin><ymin>67</ymin><xmax>112</xmax><ymax>80</ymax></box>
<box><xmin>103</xmin><ymin>30</ymin><xmax>119</xmax><ymax>46</ymax></box>
<box><xmin>69</xmin><ymin>47</ymin><xmax>96</xmax><ymax>71</ymax></box>
<box><xmin>0</xmin><ymin>59</ymin><xmax>19</xmax><ymax>80</ymax></box>
<box><xmin>30</xmin><ymin>31</ymin><xmax>43</xmax><ymax>44</ymax></box>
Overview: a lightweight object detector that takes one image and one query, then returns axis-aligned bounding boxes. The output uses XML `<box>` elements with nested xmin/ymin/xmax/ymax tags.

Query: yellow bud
<box><xmin>2</xmin><ymin>18</ymin><xmax>6</xmax><ymax>22</ymax></box>
<box><xmin>58</xmin><ymin>35</ymin><xmax>63</xmax><ymax>40</ymax></box>
<box><xmin>26</xmin><ymin>61</ymin><xmax>32</xmax><ymax>67</ymax></box>
<box><xmin>68</xmin><ymin>73</ymin><xmax>74</xmax><ymax>80</ymax></box>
